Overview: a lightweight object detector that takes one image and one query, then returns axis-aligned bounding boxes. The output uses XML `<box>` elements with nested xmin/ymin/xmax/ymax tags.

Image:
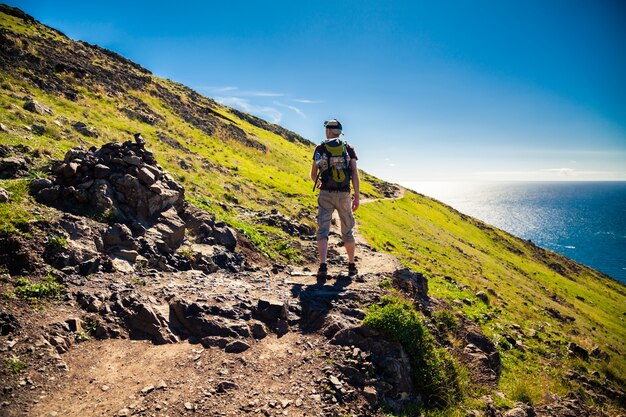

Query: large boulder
<box><xmin>0</xmin><ymin>156</ymin><xmax>28</xmax><ymax>179</ymax></box>
<box><xmin>30</xmin><ymin>178</ymin><xmax>54</xmax><ymax>193</ymax></box>
<box><xmin>169</xmin><ymin>299</ymin><xmax>251</xmax><ymax>340</ymax></box>
<box><xmin>126</xmin><ymin>302</ymin><xmax>178</xmax><ymax>345</ymax></box>
<box><xmin>393</xmin><ymin>268</ymin><xmax>428</xmax><ymax>301</ymax></box>
<box><xmin>212</xmin><ymin>223</ymin><xmax>237</xmax><ymax>251</ymax></box>
<box><xmin>143</xmin><ymin>207</ymin><xmax>186</xmax><ymax>253</ymax></box>
<box><xmin>36</xmin><ymin>186</ymin><xmax>61</xmax><ymax>204</ymax></box>
<box><xmin>102</xmin><ymin>223</ymin><xmax>135</xmax><ymax>248</ymax></box>
<box><xmin>23</xmin><ymin>99</ymin><xmax>53</xmax><ymax>115</ymax></box>
<box><xmin>72</xmin><ymin>121</ymin><xmax>98</xmax><ymax>137</ymax></box>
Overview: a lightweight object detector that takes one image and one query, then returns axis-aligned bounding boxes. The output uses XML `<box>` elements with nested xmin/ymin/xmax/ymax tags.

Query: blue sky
<box><xmin>9</xmin><ymin>0</ymin><xmax>626</xmax><ymax>181</ymax></box>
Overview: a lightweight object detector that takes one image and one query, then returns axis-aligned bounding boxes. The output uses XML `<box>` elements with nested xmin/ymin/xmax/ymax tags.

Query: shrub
<box><xmin>47</xmin><ymin>234</ymin><xmax>67</xmax><ymax>252</ymax></box>
<box><xmin>378</xmin><ymin>278</ymin><xmax>392</xmax><ymax>289</ymax></box>
<box><xmin>492</xmin><ymin>334</ymin><xmax>512</xmax><ymax>351</ymax></box>
<box><xmin>273</xmin><ymin>239</ymin><xmax>302</xmax><ymax>263</ymax></box>
<box><xmin>433</xmin><ymin>310</ymin><xmax>458</xmax><ymax>333</ymax></box>
<box><xmin>82</xmin><ymin>316</ymin><xmax>98</xmax><ymax>334</ymax></box>
<box><xmin>93</xmin><ymin>208</ymin><xmax>116</xmax><ymax>223</ymax></box>
<box><xmin>5</xmin><ymin>355</ymin><xmax>27</xmax><ymax>374</ymax></box>
<box><xmin>13</xmin><ymin>274</ymin><xmax>64</xmax><ymax>300</ymax></box>
<box><xmin>509</xmin><ymin>376</ymin><xmax>542</xmax><ymax>405</ymax></box>
<box><xmin>74</xmin><ymin>330</ymin><xmax>89</xmax><ymax>342</ymax></box>
<box><xmin>129</xmin><ymin>277</ymin><xmax>146</xmax><ymax>286</ymax></box>
<box><xmin>363</xmin><ymin>296</ymin><xmax>462</xmax><ymax>408</ymax></box>
<box><xmin>178</xmin><ymin>246</ymin><xmax>196</xmax><ymax>262</ymax></box>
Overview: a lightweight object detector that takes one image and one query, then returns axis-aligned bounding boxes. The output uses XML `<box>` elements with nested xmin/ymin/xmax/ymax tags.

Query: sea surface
<box><xmin>401</xmin><ymin>181</ymin><xmax>626</xmax><ymax>283</ymax></box>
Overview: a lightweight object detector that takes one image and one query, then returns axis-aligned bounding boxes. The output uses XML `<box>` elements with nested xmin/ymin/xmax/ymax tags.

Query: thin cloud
<box><xmin>216</xmin><ymin>96</ymin><xmax>282</xmax><ymax>123</ymax></box>
<box><xmin>198</xmin><ymin>86</ymin><xmax>238</xmax><ymax>93</ymax></box>
<box><xmin>248</xmin><ymin>91</ymin><xmax>284</xmax><ymax>97</ymax></box>
<box><xmin>199</xmin><ymin>86</ymin><xmax>284</xmax><ymax>97</ymax></box>
<box><xmin>293</xmin><ymin>98</ymin><xmax>324</xmax><ymax>104</ymax></box>
<box><xmin>286</xmin><ymin>105</ymin><xmax>306</xmax><ymax>118</ymax></box>
<box><xmin>274</xmin><ymin>101</ymin><xmax>306</xmax><ymax>118</ymax></box>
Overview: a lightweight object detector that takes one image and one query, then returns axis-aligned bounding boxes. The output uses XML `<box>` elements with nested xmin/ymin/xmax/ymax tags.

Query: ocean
<box><xmin>401</xmin><ymin>181</ymin><xmax>626</xmax><ymax>283</ymax></box>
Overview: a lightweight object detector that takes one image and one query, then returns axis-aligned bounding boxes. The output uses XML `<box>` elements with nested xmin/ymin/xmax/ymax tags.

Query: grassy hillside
<box><xmin>1</xmin><ymin>5</ymin><xmax>625</xmax><ymax>414</ymax></box>
<box><xmin>0</xmin><ymin>5</ymin><xmax>381</xmax><ymax>262</ymax></box>
<box><xmin>357</xmin><ymin>191</ymin><xmax>626</xmax><ymax>407</ymax></box>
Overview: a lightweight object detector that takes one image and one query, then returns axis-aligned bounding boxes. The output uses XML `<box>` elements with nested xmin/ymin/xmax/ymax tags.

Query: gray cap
<box><xmin>324</xmin><ymin>119</ymin><xmax>342</xmax><ymax>130</ymax></box>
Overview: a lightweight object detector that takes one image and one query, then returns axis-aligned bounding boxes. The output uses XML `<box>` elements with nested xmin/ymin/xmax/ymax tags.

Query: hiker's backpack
<box><xmin>315</xmin><ymin>139</ymin><xmax>351</xmax><ymax>190</ymax></box>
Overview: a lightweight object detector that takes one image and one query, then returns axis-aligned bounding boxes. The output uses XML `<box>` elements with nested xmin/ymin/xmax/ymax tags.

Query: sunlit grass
<box><xmin>357</xmin><ymin>190</ymin><xmax>626</xmax><ymax>406</ymax></box>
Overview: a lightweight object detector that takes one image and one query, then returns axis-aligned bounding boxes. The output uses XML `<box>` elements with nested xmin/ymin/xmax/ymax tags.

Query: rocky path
<box><xmin>25</xmin><ymin>200</ymin><xmax>403</xmax><ymax>417</ymax></box>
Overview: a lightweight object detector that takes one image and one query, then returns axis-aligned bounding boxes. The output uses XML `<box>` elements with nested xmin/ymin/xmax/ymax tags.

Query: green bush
<box><xmin>508</xmin><ymin>376</ymin><xmax>542</xmax><ymax>405</ymax></box>
<box><xmin>13</xmin><ymin>274</ymin><xmax>64</xmax><ymax>300</ymax></box>
<box><xmin>378</xmin><ymin>278</ymin><xmax>392</xmax><ymax>289</ymax></box>
<box><xmin>5</xmin><ymin>355</ymin><xmax>27</xmax><ymax>374</ymax></box>
<box><xmin>83</xmin><ymin>316</ymin><xmax>98</xmax><ymax>334</ymax></box>
<box><xmin>74</xmin><ymin>330</ymin><xmax>89</xmax><ymax>342</ymax></box>
<box><xmin>492</xmin><ymin>334</ymin><xmax>512</xmax><ymax>351</ymax></box>
<box><xmin>47</xmin><ymin>234</ymin><xmax>67</xmax><ymax>252</ymax></box>
<box><xmin>433</xmin><ymin>309</ymin><xmax>459</xmax><ymax>333</ymax></box>
<box><xmin>363</xmin><ymin>296</ymin><xmax>462</xmax><ymax>408</ymax></box>
<box><xmin>273</xmin><ymin>239</ymin><xmax>302</xmax><ymax>263</ymax></box>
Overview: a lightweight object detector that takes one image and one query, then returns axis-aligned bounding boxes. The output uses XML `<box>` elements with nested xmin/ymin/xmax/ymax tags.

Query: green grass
<box><xmin>363</xmin><ymin>295</ymin><xmax>463</xmax><ymax>408</ymax></box>
<box><xmin>357</xmin><ymin>190</ymin><xmax>626</xmax><ymax>406</ymax></box>
<box><xmin>0</xmin><ymin>179</ymin><xmax>32</xmax><ymax>235</ymax></box>
<box><xmin>432</xmin><ymin>309</ymin><xmax>459</xmax><ymax>333</ymax></box>
<box><xmin>5</xmin><ymin>355</ymin><xmax>27</xmax><ymax>374</ymax></box>
<box><xmin>2</xmin><ymin>10</ymin><xmax>625</xmax><ymax>414</ymax></box>
<box><xmin>46</xmin><ymin>234</ymin><xmax>67</xmax><ymax>252</ymax></box>
<box><xmin>13</xmin><ymin>273</ymin><xmax>64</xmax><ymax>300</ymax></box>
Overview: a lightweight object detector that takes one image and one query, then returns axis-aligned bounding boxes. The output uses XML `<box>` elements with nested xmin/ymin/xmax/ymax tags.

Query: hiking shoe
<box><xmin>317</xmin><ymin>263</ymin><xmax>328</xmax><ymax>279</ymax></box>
<box><xmin>348</xmin><ymin>263</ymin><xmax>358</xmax><ymax>277</ymax></box>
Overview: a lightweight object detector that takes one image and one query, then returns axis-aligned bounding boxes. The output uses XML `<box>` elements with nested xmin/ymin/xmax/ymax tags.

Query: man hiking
<box><xmin>310</xmin><ymin>119</ymin><xmax>360</xmax><ymax>279</ymax></box>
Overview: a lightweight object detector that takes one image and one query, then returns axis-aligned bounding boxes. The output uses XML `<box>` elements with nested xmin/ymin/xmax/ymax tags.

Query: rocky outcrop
<box><xmin>392</xmin><ymin>268</ymin><xmax>429</xmax><ymax>303</ymax></box>
<box><xmin>72</xmin><ymin>121</ymin><xmax>98</xmax><ymax>137</ymax></box>
<box><xmin>21</xmin><ymin>134</ymin><xmax>244</xmax><ymax>274</ymax></box>
<box><xmin>0</xmin><ymin>156</ymin><xmax>29</xmax><ymax>179</ymax></box>
<box><xmin>455</xmin><ymin>318</ymin><xmax>501</xmax><ymax>386</ymax></box>
<box><xmin>23</xmin><ymin>98</ymin><xmax>53</xmax><ymax>115</ymax></box>
<box><xmin>0</xmin><ymin>311</ymin><xmax>20</xmax><ymax>336</ymax></box>
<box><xmin>255</xmin><ymin>209</ymin><xmax>315</xmax><ymax>237</ymax></box>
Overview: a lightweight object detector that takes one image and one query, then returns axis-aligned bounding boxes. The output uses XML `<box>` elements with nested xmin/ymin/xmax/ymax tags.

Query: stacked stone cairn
<box><xmin>32</xmin><ymin>134</ymin><xmax>240</xmax><ymax>273</ymax></box>
<box><xmin>33</xmin><ymin>134</ymin><xmax>183</xmax><ymax>220</ymax></box>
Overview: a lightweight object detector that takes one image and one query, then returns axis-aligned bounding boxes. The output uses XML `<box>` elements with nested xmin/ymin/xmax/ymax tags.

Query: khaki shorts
<box><xmin>316</xmin><ymin>190</ymin><xmax>355</xmax><ymax>243</ymax></box>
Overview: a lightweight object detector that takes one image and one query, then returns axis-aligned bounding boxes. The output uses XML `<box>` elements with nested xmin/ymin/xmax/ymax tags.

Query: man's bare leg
<box><xmin>317</xmin><ymin>238</ymin><xmax>329</xmax><ymax>264</ymax></box>
<box><xmin>344</xmin><ymin>241</ymin><xmax>355</xmax><ymax>263</ymax></box>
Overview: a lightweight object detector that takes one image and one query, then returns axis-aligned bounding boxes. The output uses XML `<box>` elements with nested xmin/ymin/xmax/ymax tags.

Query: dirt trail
<box><xmin>360</xmin><ymin>185</ymin><xmax>406</xmax><ymax>205</ymax></box>
<box><xmin>26</xmin><ymin>195</ymin><xmax>402</xmax><ymax>417</ymax></box>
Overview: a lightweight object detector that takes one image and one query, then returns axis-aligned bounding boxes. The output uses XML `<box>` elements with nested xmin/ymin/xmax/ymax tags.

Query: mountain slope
<box><xmin>1</xmin><ymin>5</ymin><xmax>625</xmax><ymax>416</ymax></box>
<box><xmin>357</xmin><ymin>191</ymin><xmax>626</xmax><ymax>405</ymax></box>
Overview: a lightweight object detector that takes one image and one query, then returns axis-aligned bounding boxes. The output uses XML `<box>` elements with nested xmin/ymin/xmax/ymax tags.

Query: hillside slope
<box><xmin>0</xmin><ymin>5</ymin><xmax>624</xmax><ymax>417</ymax></box>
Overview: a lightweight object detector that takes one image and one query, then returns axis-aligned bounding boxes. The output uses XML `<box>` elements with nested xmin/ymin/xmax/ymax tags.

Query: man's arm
<box><xmin>310</xmin><ymin>161</ymin><xmax>320</xmax><ymax>187</ymax></box>
<box><xmin>350</xmin><ymin>159</ymin><xmax>360</xmax><ymax>212</ymax></box>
